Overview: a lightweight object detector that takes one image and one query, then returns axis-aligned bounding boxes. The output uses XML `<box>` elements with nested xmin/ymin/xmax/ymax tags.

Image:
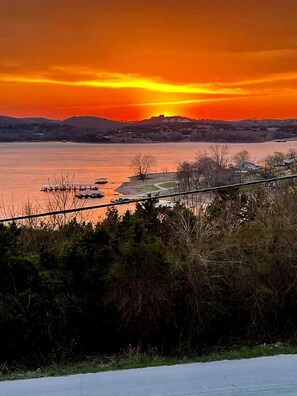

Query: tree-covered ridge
<box><xmin>1</xmin><ymin>117</ymin><xmax>297</xmax><ymax>143</ymax></box>
<box><xmin>1</xmin><ymin>186</ymin><xmax>297</xmax><ymax>370</ymax></box>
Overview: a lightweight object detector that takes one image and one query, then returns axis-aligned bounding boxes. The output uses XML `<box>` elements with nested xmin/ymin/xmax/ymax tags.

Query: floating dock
<box><xmin>41</xmin><ymin>183</ymin><xmax>103</xmax><ymax>192</ymax></box>
<box><xmin>75</xmin><ymin>190</ymin><xmax>104</xmax><ymax>199</ymax></box>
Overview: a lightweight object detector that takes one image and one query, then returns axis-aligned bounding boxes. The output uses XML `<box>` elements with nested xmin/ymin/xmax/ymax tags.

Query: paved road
<box><xmin>1</xmin><ymin>355</ymin><xmax>297</xmax><ymax>395</ymax></box>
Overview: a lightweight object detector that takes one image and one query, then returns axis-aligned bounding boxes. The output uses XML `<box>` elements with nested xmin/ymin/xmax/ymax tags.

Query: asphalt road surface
<box><xmin>1</xmin><ymin>355</ymin><xmax>297</xmax><ymax>395</ymax></box>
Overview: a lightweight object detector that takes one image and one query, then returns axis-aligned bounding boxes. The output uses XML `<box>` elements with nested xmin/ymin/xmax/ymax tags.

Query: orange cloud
<box><xmin>0</xmin><ymin>71</ymin><xmax>246</xmax><ymax>95</ymax></box>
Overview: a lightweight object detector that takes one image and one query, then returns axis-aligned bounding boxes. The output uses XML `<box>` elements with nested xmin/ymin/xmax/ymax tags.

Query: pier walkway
<box><xmin>40</xmin><ymin>183</ymin><xmax>102</xmax><ymax>192</ymax></box>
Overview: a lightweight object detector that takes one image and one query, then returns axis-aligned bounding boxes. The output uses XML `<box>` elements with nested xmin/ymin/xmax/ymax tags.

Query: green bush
<box><xmin>1</xmin><ymin>186</ymin><xmax>297</xmax><ymax>369</ymax></box>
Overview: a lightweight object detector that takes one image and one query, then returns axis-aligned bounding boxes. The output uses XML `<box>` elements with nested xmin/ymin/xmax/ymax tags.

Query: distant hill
<box><xmin>1</xmin><ymin>114</ymin><xmax>296</xmax><ymax>128</ymax></box>
<box><xmin>0</xmin><ymin>115</ymin><xmax>128</xmax><ymax>129</ymax></box>
<box><xmin>63</xmin><ymin>116</ymin><xmax>130</xmax><ymax>130</ymax></box>
<box><xmin>0</xmin><ymin>115</ymin><xmax>56</xmax><ymax>124</ymax></box>
<box><xmin>0</xmin><ymin>113</ymin><xmax>297</xmax><ymax>144</ymax></box>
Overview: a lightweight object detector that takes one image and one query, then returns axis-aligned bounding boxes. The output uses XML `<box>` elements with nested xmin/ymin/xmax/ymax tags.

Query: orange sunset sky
<box><xmin>1</xmin><ymin>0</ymin><xmax>297</xmax><ymax>120</ymax></box>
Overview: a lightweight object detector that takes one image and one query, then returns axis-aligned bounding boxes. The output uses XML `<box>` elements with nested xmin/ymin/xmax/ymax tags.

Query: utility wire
<box><xmin>0</xmin><ymin>173</ymin><xmax>296</xmax><ymax>223</ymax></box>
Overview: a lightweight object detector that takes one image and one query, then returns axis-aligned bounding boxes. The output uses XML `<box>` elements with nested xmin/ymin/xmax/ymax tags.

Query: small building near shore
<box><xmin>242</xmin><ymin>162</ymin><xmax>261</xmax><ymax>171</ymax></box>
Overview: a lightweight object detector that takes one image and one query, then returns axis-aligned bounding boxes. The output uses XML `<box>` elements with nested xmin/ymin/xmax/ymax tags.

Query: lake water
<box><xmin>0</xmin><ymin>141</ymin><xmax>296</xmax><ymax>219</ymax></box>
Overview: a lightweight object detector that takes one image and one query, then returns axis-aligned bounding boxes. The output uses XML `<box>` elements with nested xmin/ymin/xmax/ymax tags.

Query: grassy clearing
<box><xmin>117</xmin><ymin>172</ymin><xmax>176</xmax><ymax>195</ymax></box>
<box><xmin>136</xmin><ymin>184</ymin><xmax>160</xmax><ymax>193</ymax></box>
<box><xmin>2</xmin><ymin>343</ymin><xmax>297</xmax><ymax>382</ymax></box>
<box><xmin>158</xmin><ymin>181</ymin><xmax>178</xmax><ymax>189</ymax></box>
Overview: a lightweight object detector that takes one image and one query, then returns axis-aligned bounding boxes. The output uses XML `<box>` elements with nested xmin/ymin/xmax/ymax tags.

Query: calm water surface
<box><xmin>0</xmin><ymin>141</ymin><xmax>296</xmax><ymax>218</ymax></box>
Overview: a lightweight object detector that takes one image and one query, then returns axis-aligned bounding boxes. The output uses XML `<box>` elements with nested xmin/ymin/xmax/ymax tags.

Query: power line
<box><xmin>0</xmin><ymin>173</ymin><xmax>296</xmax><ymax>223</ymax></box>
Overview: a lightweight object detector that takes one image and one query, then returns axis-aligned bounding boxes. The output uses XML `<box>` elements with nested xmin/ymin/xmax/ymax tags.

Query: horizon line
<box><xmin>1</xmin><ymin>113</ymin><xmax>297</xmax><ymax>123</ymax></box>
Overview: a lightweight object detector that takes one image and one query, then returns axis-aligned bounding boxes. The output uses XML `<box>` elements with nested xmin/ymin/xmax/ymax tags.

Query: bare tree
<box><xmin>130</xmin><ymin>153</ymin><xmax>156</xmax><ymax>181</ymax></box>
<box><xmin>195</xmin><ymin>152</ymin><xmax>219</xmax><ymax>187</ymax></box>
<box><xmin>233</xmin><ymin>150</ymin><xmax>251</xmax><ymax>182</ymax></box>
<box><xmin>195</xmin><ymin>149</ymin><xmax>236</xmax><ymax>187</ymax></box>
<box><xmin>287</xmin><ymin>148</ymin><xmax>297</xmax><ymax>160</ymax></box>
<box><xmin>264</xmin><ymin>151</ymin><xmax>286</xmax><ymax>167</ymax></box>
<box><xmin>176</xmin><ymin>161</ymin><xmax>201</xmax><ymax>207</ymax></box>
<box><xmin>233</xmin><ymin>150</ymin><xmax>251</xmax><ymax>168</ymax></box>
<box><xmin>210</xmin><ymin>144</ymin><xmax>229</xmax><ymax>168</ymax></box>
<box><xmin>177</xmin><ymin>161</ymin><xmax>196</xmax><ymax>191</ymax></box>
<box><xmin>42</xmin><ymin>172</ymin><xmax>91</xmax><ymax>227</ymax></box>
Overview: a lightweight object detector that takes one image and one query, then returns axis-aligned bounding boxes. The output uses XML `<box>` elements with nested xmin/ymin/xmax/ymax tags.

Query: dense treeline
<box><xmin>0</xmin><ymin>123</ymin><xmax>110</xmax><ymax>143</ymax></box>
<box><xmin>1</xmin><ymin>121</ymin><xmax>297</xmax><ymax>143</ymax></box>
<box><xmin>1</xmin><ymin>185</ymin><xmax>297</xmax><ymax>369</ymax></box>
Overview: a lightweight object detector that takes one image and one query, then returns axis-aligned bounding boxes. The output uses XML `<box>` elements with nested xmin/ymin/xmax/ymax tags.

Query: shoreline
<box><xmin>0</xmin><ymin>139</ymin><xmax>292</xmax><ymax>145</ymax></box>
<box><xmin>116</xmin><ymin>172</ymin><xmax>177</xmax><ymax>196</ymax></box>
